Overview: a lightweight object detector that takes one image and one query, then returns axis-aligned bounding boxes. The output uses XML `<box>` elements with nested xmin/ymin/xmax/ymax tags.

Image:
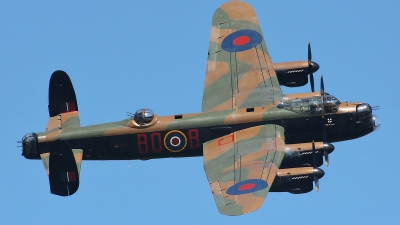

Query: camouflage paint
<box><xmin>21</xmin><ymin>1</ymin><xmax>378</xmax><ymax>216</ymax></box>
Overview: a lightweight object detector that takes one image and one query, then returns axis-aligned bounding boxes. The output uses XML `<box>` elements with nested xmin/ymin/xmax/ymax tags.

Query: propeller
<box><xmin>314</xmin><ymin>176</ymin><xmax>320</xmax><ymax>192</ymax></box>
<box><xmin>322</xmin><ymin>125</ymin><xmax>329</xmax><ymax>166</ymax></box>
<box><xmin>320</xmin><ymin>75</ymin><xmax>329</xmax><ymax>166</ymax></box>
<box><xmin>312</xmin><ymin>141</ymin><xmax>320</xmax><ymax>191</ymax></box>
<box><xmin>308</xmin><ymin>43</ymin><xmax>314</xmax><ymax>92</ymax></box>
<box><xmin>319</xmin><ymin>75</ymin><xmax>325</xmax><ymax>116</ymax></box>
<box><xmin>308</xmin><ymin>43</ymin><xmax>319</xmax><ymax>92</ymax></box>
<box><xmin>320</xmin><ymin>75</ymin><xmax>325</xmax><ymax>96</ymax></box>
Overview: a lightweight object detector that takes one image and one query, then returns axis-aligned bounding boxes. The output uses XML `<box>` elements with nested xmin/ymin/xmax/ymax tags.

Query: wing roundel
<box><xmin>203</xmin><ymin>124</ymin><xmax>286</xmax><ymax>215</ymax></box>
<box><xmin>221</xmin><ymin>29</ymin><xmax>263</xmax><ymax>53</ymax></box>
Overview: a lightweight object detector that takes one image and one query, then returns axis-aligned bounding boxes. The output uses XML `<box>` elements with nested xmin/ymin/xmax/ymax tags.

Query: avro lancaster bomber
<box><xmin>21</xmin><ymin>1</ymin><xmax>380</xmax><ymax>216</ymax></box>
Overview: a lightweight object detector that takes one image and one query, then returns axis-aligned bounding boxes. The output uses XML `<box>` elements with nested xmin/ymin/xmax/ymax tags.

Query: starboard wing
<box><xmin>202</xmin><ymin>1</ymin><xmax>283</xmax><ymax>112</ymax></box>
<box><xmin>203</xmin><ymin>124</ymin><xmax>285</xmax><ymax>215</ymax></box>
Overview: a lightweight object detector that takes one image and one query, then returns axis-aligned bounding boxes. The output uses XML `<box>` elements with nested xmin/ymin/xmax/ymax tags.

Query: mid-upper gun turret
<box><xmin>133</xmin><ymin>108</ymin><xmax>155</xmax><ymax>125</ymax></box>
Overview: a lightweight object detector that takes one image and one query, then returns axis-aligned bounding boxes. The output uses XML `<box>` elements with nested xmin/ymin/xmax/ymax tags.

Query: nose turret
<box><xmin>355</xmin><ymin>103</ymin><xmax>380</xmax><ymax>135</ymax></box>
<box><xmin>356</xmin><ymin>103</ymin><xmax>372</xmax><ymax>121</ymax></box>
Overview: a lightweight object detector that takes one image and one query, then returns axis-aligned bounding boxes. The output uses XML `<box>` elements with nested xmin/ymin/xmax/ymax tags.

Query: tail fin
<box><xmin>46</xmin><ymin>70</ymin><xmax>80</xmax><ymax>132</ymax></box>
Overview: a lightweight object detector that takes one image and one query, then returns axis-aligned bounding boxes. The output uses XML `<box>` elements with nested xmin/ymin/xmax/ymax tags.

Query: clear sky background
<box><xmin>1</xmin><ymin>1</ymin><xmax>399</xmax><ymax>224</ymax></box>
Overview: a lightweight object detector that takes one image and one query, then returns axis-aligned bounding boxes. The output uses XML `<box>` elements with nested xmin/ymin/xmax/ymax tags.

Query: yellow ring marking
<box><xmin>164</xmin><ymin>130</ymin><xmax>187</xmax><ymax>153</ymax></box>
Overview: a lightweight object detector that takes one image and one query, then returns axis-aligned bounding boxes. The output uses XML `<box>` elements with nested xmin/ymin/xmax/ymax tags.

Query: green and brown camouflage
<box><xmin>203</xmin><ymin>1</ymin><xmax>282</xmax><ymax>112</ymax></box>
<box><xmin>204</xmin><ymin>124</ymin><xmax>286</xmax><ymax>215</ymax></box>
<box><xmin>21</xmin><ymin>1</ymin><xmax>379</xmax><ymax>216</ymax></box>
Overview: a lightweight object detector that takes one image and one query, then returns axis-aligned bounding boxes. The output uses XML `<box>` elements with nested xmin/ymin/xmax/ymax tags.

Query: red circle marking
<box><xmin>233</xmin><ymin>36</ymin><xmax>251</xmax><ymax>46</ymax></box>
<box><xmin>171</xmin><ymin>137</ymin><xmax>180</xmax><ymax>145</ymax></box>
<box><xmin>238</xmin><ymin>183</ymin><xmax>256</xmax><ymax>191</ymax></box>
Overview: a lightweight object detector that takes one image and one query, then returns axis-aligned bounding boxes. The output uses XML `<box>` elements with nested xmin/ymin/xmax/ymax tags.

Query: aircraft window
<box><xmin>323</xmin><ymin>95</ymin><xmax>341</xmax><ymax>113</ymax></box>
<box><xmin>278</xmin><ymin>95</ymin><xmax>341</xmax><ymax>115</ymax></box>
<box><xmin>133</xmin><ymin>108</ymin><xmax>154</xmax><ymax>125</ymax></box>
<box><xmin>310</xmin><ymin>98</ymin><xmax>324</xmax><ymax>114</ymax></box>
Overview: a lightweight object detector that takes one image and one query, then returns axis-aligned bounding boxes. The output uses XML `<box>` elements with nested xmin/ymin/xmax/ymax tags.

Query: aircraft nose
<box><xmin>356</xmin><ymin>103</ymin><xmax>372</xmax><ymax>121</ymax></box>
<box><xmin>372</xmin><ymin>114</ymin><xmax>381</xmax><ymax>131</ymax></box>
<box><xmin>309</xmin><ymin>61</ymin><xmax>320</xmax><ymax>73</ymax></box>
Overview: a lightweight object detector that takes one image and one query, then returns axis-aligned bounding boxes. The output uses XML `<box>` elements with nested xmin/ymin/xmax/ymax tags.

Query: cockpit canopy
<box><xmin>133</xmin><ymin>108</ymin><xmax>154</xmax><ymax>125</ymax></box>
<box><xmin>278</xmin><ymin>93</ymin><xmax>341</xmax><ymax>114</ymax></box>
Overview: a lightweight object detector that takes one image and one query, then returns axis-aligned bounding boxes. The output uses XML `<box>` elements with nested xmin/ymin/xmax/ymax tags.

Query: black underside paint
<box><xmin>48</xmin><ymin>140</ymin><xmax>79</xmax><ymax>196</ymax></box>
<box><xmin>48</xmin><ymin>70</ymin><xmax>78</xmax><ymax>117</ymax></box>
<box><xmin>36</xmin><ymin>112</ymin><xmax>373</xmax><ymax>162</ymax></box>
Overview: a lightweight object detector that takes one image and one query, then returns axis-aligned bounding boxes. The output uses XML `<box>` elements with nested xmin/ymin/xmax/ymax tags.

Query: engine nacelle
<box><xmin>280</xmin><ymin>142</ymin><xmax>334</xmax><ymax>168</ymax></box>
<box><xmin>273</xmin><ymin>61</ymin><xmax>319</xmax><ymax>87</ymax></box>
<box><xmin>22</xmin><ymin>133</ymin><xmax>39</xmax><ymax>159</ymax></box>
<box><xmin>270</xmin><ymin>167</ymin><xmax>325</xmax><ymax>194</ymax></box>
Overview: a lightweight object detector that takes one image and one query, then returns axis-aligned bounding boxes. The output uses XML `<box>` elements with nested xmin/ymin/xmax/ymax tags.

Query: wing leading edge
<box><xmin>202</xmin><ymin>1</ymin><xmax>283</xmax><ymax>112</ymax></box>
<box><xmin>203</xmin><ymin>124</ymin><xmax>285</xmax><ymax>215</ymax></box>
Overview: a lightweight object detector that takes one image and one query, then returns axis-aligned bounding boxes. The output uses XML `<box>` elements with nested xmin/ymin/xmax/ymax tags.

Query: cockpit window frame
<box><xmin>278</xmin><ymin>94</ymin><xmax>341</xmax><ymax>115</ymax></box>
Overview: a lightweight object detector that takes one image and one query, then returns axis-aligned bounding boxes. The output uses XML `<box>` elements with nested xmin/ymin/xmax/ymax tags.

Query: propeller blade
<box><xmin>312</xmin><ymin>141</ymin><xmax>322</xmax><ymax>191</ymax></box>
<box><xmin>322</xmin><ymin>120</ymin><xmax>329</xmax><ymax>166</ymax></box>
<box><xmin>308</xmin><ymin>43</ymin><xmax>313</xmax><ymax>92</ymax></box>
<box><xmin>310</xmin><ymin>73</ymin><xmax>315</xmax><ymax>92</ymax></box>
<box><xmin>320</xmin><ymin>75</ymin><xmax>325</xmax><ymax>96</ymax></box>
<box><xmin>314</xmin><ymin>176</ymin><xmax>320</xmax><ymax>192</ymax></box>
<box><xmin>324</xmin><ymin>151</ymin><xmax>329</xmax><ymax>166</ymax></box>
<box><xmin>308</xmin><ymin>43</ymin><xmax>319</xmax><ymax>92</ymax></box>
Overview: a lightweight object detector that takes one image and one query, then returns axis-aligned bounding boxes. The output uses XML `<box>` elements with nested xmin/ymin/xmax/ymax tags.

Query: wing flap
<box><xmin>203</xmin><ymin>124</ymin><xmax>285</xmax><ymax>215</ymax></box>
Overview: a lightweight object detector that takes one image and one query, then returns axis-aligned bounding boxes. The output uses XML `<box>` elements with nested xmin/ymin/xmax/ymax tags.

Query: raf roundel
<box><xmin>164</xmin><ymin>130</ymin><xmax>187</xmax><ymax>153</ymax></box>
<box><xmin>226</xmin><ymin>179</ymin><xmax>268</xmax><ymax>195</ymax></box>
<box><xmin>221</xmin><ymin>29</ymin><xmax>263</xmax><ymax>53</ymax></box>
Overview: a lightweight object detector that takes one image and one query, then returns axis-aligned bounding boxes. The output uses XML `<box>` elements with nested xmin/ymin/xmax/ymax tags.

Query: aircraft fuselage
<box><xmin>25</xmin><ymin>101</ymin><xmax>375</xmax><ymax>164</ymax></box>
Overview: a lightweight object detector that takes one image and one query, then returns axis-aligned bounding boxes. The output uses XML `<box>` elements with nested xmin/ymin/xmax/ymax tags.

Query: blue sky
<box><xmin>1</xmin><ymin>1</ymin><xmax>399</xmax><ymax>224</ymax></box>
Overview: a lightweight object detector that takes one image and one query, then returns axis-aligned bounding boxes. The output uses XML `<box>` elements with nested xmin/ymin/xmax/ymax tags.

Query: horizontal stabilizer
<box><xmin>41</xmin><ymin>140</ymin><xmax>82</xmax><ymax>196</ymax></box>
<box><xmin>46</xmin><ymin>70</ymin><xmax>80</xmax><ymax>132</ymax></box>
<box><xmin>48</xmin><ymin>70</ymin><xmax>78</xmax><ymax>117</ymax></box>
